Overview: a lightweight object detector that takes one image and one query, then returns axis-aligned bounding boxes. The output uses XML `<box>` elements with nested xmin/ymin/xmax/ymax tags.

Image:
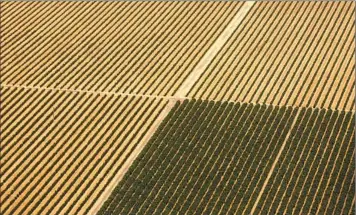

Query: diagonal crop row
<box><xmin>98</xmin><ymin>100</ymin><xmax>299</xmax><ymax>215</ymax></box>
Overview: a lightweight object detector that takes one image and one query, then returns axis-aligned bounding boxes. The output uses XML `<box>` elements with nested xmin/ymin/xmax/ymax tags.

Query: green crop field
<box><xmin>97</xmin><ymin>100</ymin><xmax>354</xmax><ymax>215</ymax></box>
<box><xmin>255</xmin><ymin>109</ymin><xmax>355</xmax><ymax>215</ymax></box>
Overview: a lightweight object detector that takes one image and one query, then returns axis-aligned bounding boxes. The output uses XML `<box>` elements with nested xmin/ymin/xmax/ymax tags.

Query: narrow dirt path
<box><xmin>174</xmin><ymin>1</ymin><xmax>255</xmax><ymax>97</ymax></box>
<box><xmin>250</xmin><ymin>108</ymin><xmax>302</xmax><ymax>214</ymax></box>
<box><xmin>87</xmin><ymin>99</ymin><xmax>179</xmax><ymax>215</ymax></box>
<box><xmin>1</xmin><ymin>83</ymin><xmax>182</xmax><ymax>101</ymax></box>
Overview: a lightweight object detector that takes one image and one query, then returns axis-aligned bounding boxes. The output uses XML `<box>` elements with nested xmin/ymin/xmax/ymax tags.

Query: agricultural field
<box><xmin>98</xmin><ymin>100</ymin><xmax>355</xmax><ymax>215</ymax></box>
<box><xmin>254</xmin><ymin>108</ymin><xmax>355</xmax><ymax>214</ymax></box>
<box><xmin>98</xmin><ymin>100</ymin><xmax>297</xmax><ymax>214</ymax></box>
<box><xmin>188</xmin><ymin>1</ymin><xmax>355</xmax><ymax>111</ymax></box>
<box><xmin>0</xmin><ymin>86</ymin><xmax>169</xmax><ymax>215</ymax></box>
<box><xmin>1</xmin><ymin>1</ymin><xmax>243</xmax><ymax>96</ymax></box>
<box><xmin>0</xmin><ymin>1</ymin><xmax>355</xmax><ymax>215</ymax></box>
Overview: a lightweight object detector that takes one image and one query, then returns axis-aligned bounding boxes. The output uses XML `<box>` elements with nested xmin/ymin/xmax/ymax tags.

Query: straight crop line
<box><xmin>174</xmin><ymin>1</ymin><xmax>255</xmax><ymax>97</ymax></box>
<box><xmin>86</xmin><ymin>99</ymin><xmax>176</xmax><ymax>215</ymax></box>
<box><xmin>250</xmin><ymin>108</ymin><xmax>302</xmax><ymax>214</ymax></box>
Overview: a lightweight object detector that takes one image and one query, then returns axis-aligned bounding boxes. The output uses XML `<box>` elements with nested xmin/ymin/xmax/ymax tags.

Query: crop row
<box><xmin>188</xmin><ymin>1</ymin><xmax>355</xmax><ymax>111</ymax></box>
<box><xmin>2</xmin><ymin>1</ymin><xmax>243</xmax><ymax>96</ymax></box>
<box><xmin>98</xmin><ymin>99</ymin><xmax>297</xmax><ymax>214</ymax></box>
<box><xmin>254</xmin><ymin>108</ymin><xmax>355</xmax><ymax>214</ymax></box>
<box><xmin>0</xmin><ymin>86</ymin><xmax>168</xmax><ymax>215</ymax></box>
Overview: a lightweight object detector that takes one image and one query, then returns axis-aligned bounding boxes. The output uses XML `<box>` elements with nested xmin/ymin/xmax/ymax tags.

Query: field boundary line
<box><xmin>250</xmin><ymin>108</ymin><xmax>302</xmax><ymax>214</ymax></box>
<box><xmin>87</xmin><ymin>99</ymin><xmax>177</xmax><ymax>215</ymax></box>
<box><xmin>174</xmin><ymin>1</ymin><xmax>255</xmax><ymax>97</ymax></box>
<box><xmin>1</xmin><ymin>83</ymin><xmax>186</xmax><ymax>101</ymax></box>
<box><xmin>2</xmin><ymin>84</ymin><xmax>354</xmax><ymax>113</ymax></box>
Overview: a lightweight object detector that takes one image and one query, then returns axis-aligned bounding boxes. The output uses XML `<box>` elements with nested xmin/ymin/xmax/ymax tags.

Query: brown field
<box><xmin>0</xmin><ymin>86</ymin><xmax>168</xmax><ymax>215</ymax></box>
<box><xmin>187</xmin><ymin>1</ymin><xmax>355</xmax><ymax>111</ymax></box>
<box><xmin>1</xmin><ymin>1</ymin><xmax>243</xmax><ymax>96</ymax></box>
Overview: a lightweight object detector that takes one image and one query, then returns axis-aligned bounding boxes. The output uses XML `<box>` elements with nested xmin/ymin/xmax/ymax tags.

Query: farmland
<box><xmin>0</xmin><ymin>1</ymin><xmax>355</xmax><ymax>215</ymax></box>
<box><xmin>0</xmin><ymin>86</ymin><xmax>168</xmax><ymax>215</ymax></box>
<box><xmin>254</xmin><ymin>108</ymin><xmax>355</xmax><ymax>214</ymax></box>
<box><xmin>98</xmin><ymin>100</ymin><xmax>297</xmax><ymax>214</ymax></box>
<box><xmin>98</xmin><ymin>100</ymin><xmax>355</xmax><ymax>215</ymax></box>
<box><xmin>1</xmin><ymin>1</ymin><xmax>243</xmax><ymax>96</ymax></box>
<box><xmin>188</xmin><ymin>1</ymin><xmax>355</xmax><ymax>111</ymax></box>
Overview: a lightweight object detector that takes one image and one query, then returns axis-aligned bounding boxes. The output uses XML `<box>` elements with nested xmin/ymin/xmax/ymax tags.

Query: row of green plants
<box><xmin>207</xmin><ymin>106</ymin><xmax>293</xmax><ymax>215</ymax></box>
<box><xmin>255</xmin><ymin>108</ymin><xmax>355</xmax><ymax>215</ymax></box>
<box><xmin>72</xmin><ymin>99</ymin><xmax>167</xmax><ymax>215</ymax></box>
<box><xmin>282</xmin><ymin>110</ymin><xmax>336</xmax><ymax>214</ymax></box>
<box><xmin>99</xmin><ymin>100</ymin><xmax>302</xmax><ymax>215</ymax></box>
<box><xmin>139</xmin><ymin>101</ymin><xmax>232</xmax><ymax>215</ymax></box>
<box><xmin>321</xmin><ymin>112</ymin><xmax>355</xmax><ymax>215</ymax></box>
<box><xmin>80</xmin><ymin>99</ymin><xmax>176</xmax><ymax>215</ymax></box>
<box><xmin>224</xmin><ymin>107</ymin><xmax>296</xmax><ymax>215</ymax></box>
<box><xmin>255</xmin><ymin>108</ymin><xmax>320</xmax><ymax>214</ymax></box>
<box><xmin>301</xmin><ymin>111</ymin><xmax>348</xmax><ymax>214</ymax></box>
<box><xmin>154</xmin><ymin>102</ymin><xmax>240</xmax><ymax>214</ymax></box>
<box><xmin>98</xmin><ymin>99</ymin><xmax>203</xmax><ymax>214</ymax></box>
<box><xmin>117</xmin><ymin>100</ymin><xmax>211</xmax><ymax>214</ymax></box>
<box><xmin>178</xmin><ymin>104</ymin><xmax>263</xmax><ymax>215</ymax></box>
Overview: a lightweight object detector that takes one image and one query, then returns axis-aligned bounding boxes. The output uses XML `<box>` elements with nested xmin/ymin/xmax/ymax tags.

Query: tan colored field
<box><xmin>0</xmin><ymin>86</ymin><xmax>168</xmax><ymax>215</ymax></box>
<box><xmin>1</xmin><ymin>1</ymin><xmax>243</xmax><ymax>96</ymax></box>
<box><xmin>187</xmin><ymin>1</ymin><xmax>355</xmax><ymax>111</ymax></box>
<box><xmin>0</xmin><ymin>1</ymin><xmax>355</xmax><ymax>214</ymax></box>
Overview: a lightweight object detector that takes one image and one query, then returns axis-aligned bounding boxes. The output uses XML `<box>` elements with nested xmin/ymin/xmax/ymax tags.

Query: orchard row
<box><xmin>99</xmin><ymin>99</ymin><xmax>354</xmax><ymax>215</ymax></box>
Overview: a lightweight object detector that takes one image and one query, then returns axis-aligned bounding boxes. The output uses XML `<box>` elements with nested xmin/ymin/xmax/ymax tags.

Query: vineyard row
<box><xmin>99</xmin><ymin>99</ymin><xmax>355</xmax><ymax>215</ymax></box>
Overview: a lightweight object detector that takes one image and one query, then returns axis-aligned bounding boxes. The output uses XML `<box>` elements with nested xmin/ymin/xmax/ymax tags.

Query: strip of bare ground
<box><xmin>87</xmin><ymin>99</ymin><xmax>179</xmax><ymax>215</ymax></box>
<box><xmin>174</xmin><ymin>1</ymin><xmax>255</xmax><ymax>97</ymax></box>
<box><xmin>250</xmin><ymin>108</ymin><xmax>302</xmax><ymax>214</ymax></box>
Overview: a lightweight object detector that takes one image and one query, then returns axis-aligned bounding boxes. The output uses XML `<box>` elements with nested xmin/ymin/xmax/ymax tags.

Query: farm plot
<box><xmin>253</xmin><ymin>108</ymin><xmax>355</xmax><ymax>214</ymax></box>
<box><xmin>1</xmin><ymin>1</ymin><xmax>243</xmax><ymax>96</ymax></box>
<box><xmin>0</xmin><ymin>86</ymin><xmax>168</xmax><ymax>215</ymax></box>
<box><xmin>188</xmin><ymin>1</ymin><xmax>355</xmax><ymax>111</ymax></box>
<box><xmin>98</xmin><ymin>99</ymin><xmax>298</xmax><ymax>215</ymax></box>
